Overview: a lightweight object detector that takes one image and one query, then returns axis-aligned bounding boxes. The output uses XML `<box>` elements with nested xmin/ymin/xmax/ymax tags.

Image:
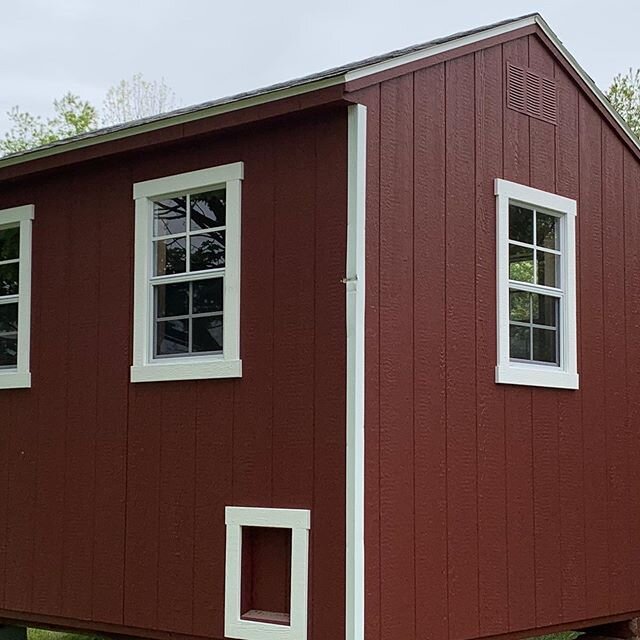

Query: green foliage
<box><xmin>0</xmin><ymin>93</ymin><xmax>97</xmax><ymax>156</ymax></box>
<box><xmin>607</xmin><ymin>68</ymin><xmax>640</xmax><ymax>139</ymax></box>
<box><xmin>0</xmin><ymin>74</ymin><xmax>180</xmax><ymax>157</ymax></box>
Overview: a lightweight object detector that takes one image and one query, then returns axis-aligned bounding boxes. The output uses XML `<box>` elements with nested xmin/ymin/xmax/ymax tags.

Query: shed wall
<box><xmin>356</xmin><ymin>32</ymin><xmax>640</xmax><ymax>640</ymax></box>
<box><xmin>0</xmin><ymin>107</ymin><xmax>348</xmax><ymax>640</ymax></box>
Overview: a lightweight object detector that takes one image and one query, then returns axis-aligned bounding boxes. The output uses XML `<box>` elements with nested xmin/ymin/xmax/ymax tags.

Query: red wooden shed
<box><xmin>0</xmin><ymin>12</ymin><xmax>639</xmax><ymax>640</ymax></box>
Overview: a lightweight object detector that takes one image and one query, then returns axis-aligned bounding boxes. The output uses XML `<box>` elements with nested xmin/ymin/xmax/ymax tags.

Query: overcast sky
<box><xmin>1</xmin><ymin>0</ymin><xmax>638</xmax><ymax>134</ymax></box>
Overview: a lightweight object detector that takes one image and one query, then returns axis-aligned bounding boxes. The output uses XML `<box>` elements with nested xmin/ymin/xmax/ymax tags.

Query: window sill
<box><xmin>0</xmin><ymin>370</ymin><xmax>31</xmax><ymax>389</ymax></box>
<box><xmin>495</xmin><ymin>363</ymin><xmax>578</xmax><ymax>389</ymax></box>
<box><xmin>131</xmin><ymin>358</ymin><xmax>242</xmax><ymax>383</ymax></box>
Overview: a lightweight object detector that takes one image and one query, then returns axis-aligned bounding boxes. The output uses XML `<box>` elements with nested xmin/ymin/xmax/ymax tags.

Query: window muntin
<box><xmin>0</xmin><ymin>225</ymin><xmax>20</xmax><ymax>368</ymax></box>
<box><xmin>495</xmin><ymin>179</ymin><xmax>577</xmax><ymax>389</ymax></box>
<box><xmin>131</xmin><ymin>163</ymin><xmax>242</xmax><ymax>383</ymax></box>
<box><xmin>508</xmin><ymin>203</ymin><xmax>562</xmax><ymax>366</ymax></box>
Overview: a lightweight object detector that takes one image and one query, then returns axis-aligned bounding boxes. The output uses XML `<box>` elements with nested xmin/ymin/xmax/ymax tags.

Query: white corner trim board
<box><xmin>224</xmin><ymin>507</ymin><xmax>311</xmax><ymax>640</ymax></box>
<box><xmin>0</xmin><ymin>204</ymin><xmax>34</xmax><ymax>390</ymax></box>
<box><xmin>130</xmin><ymin>162</ymin><xmax>243</xmax><ymax>383</ymax></box>
<box><xmin>495</xmin><ymin>178</ymin><xmax>578</xmax><ymax>390</ymax></box>
<box><xmin>345</xmin><ymin>104</ymin><xmax>366</xmax><ymax>640</ymax></box>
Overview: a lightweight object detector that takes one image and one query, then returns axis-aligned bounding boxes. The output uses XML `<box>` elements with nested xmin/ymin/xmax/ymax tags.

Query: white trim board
<box><xmin>2</xmin><ymin>14</ymin><xmax>638</xmax><ymax>173</ymax></box>
<box><xmin>224</xmin><ymin>506</ymin><xmax>311</xmax><ymax>640</ymax></box>
<box><xmin>494</xmin><ymin>178</ymin><xmax>578</xmax><ymax>390</ymax></box>
<box><xmin>0</xmin><ymin>204</ymin><xmax>34</xmax><ymax>390</ymax></box>
<box><xmin>131</xmin><ymin>163</ymin><xmax>242</xmax><ymax>383</ymax></box>
<box><xmin>345</xmin><ymin>104</ymin><xmax>366</xmax><ymax>640</ymax></box>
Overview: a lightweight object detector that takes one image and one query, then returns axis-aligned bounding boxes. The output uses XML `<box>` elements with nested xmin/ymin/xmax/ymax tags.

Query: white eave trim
<box><xmin>344</xmin><ymin>14</ymin><xmax>537</xmax><ymax>81</ymax></box>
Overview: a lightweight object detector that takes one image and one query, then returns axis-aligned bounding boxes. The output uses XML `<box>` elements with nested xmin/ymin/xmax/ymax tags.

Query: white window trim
<box><xmin>131</xmin><ymin>163</ymin><xmax>243</xmax><ymax>383</ymax></box>
<box><xmin>495</xmin><ymin>178</ymin><xmax>578</xmax><ymax>389</ymax></box>
<box><xmin>225</xmin><ymin>506</ymin><xmax>311</xmax><ymax>640</ymax></box>
<box><xmin>0</xmin><ymin>205</ymin><xmax>33</xmax><ymax>390</ymax></box>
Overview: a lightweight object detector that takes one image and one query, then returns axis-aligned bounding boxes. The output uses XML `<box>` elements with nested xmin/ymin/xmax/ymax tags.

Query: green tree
<box><xmin>0</xmin><ymin>92</ymin><xmax>97</xmax><ymax>156</ymax></box>
<box><xmin>607</xmin><ymin>68</ymin><xmax>640</xmax><ymax>138</ymax></box>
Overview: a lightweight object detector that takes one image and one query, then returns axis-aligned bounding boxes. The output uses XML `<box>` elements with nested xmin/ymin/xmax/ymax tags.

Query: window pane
<box><xmin>154</xmin><ymin>237</ymin><xmax>186</xmax><ymax>275</ymax></box>
<box><xmin>533</xmin><ymin>328</ymin><xmax>558</xmax><ymax>363</ymax></box>
<box><xmin>536</xmin><ymin>212</ymin><xmax>558</xmax><ymax>249</ymax></box>
<box><xmin>509</xmin><ymin>244</ymin><xmax>534</xmax><ymax>283</ymax></box>
<box><xmin>190</xmin><ymin>231</ymin><xmax>225</xmax><ymax>271</ymax></box>
<box><xmin>193</xmin><ymin>278</ymin><xmax>223</xmax><ymax>314</ymax></box>
<box><xmin>190</xmin><ymin>190</ymin><xmax>226</xmax><ymax>231</ymax></box>
<box><xmin>0</xmin><ymin>303</ymin><xmax>18</xmax><ymax>332</ymax></box>
<box><xmin>509</xmin><ymin>205</ymin><xmax>533</xmax><ymax>244</ymax></box>
<box><xmin>510</xmin><ymin>325</ymin><xmax>530</xmax><ymax>360</ymax></box>
<box><xmin>156</xmin><ymin>318</ymin><xmax>189</xmax><ymax>355</ymax></box>
<box><xmin>192</xmin><ymin>316</ymin><xmax>223</xmax><ymax>353</ymax></box>
<box><xmin>532</xmin><ymin>293</ymin><xmax>557</xmax><ymax>327</ymax></box>
<box><xmin>0</xmin><ymin>333</ymin><xmax>17</xmax><ymax>367</ymax></box>
<box><xmin>153</xmin><ymin>197</ymin><xmax>186</xmax><ymax>236</ymax></box>
<box><xmin>509</xmin><ymin>290</ymin><xmax>530</xmax><ymax>322</ymax></box>
<box><xmin>155</xmin><ymin>282</ymin><xmax>189</xmax><ymax>318</ymax></box>
<box><xmin>0</xmin><ymin>227</ymin><xmax>19</xmax><ymax>261</ymax></box>
<box><xmin>0</xmin><ymin>263</ymin><xmax>18</xmax><ymax>296</ymax></box>
<box><xmin>537</xmin><ymin>250</ymin><xmax>558</xmax><ymax>287</ymax></box>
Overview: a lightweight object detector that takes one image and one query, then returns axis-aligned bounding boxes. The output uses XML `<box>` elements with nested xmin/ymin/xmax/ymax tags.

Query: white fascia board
<box><xmin>533</xmin><ymin>15</ymin><xmax>640</xmax><ymax>155</ymax></box>
<box><xmin>344</xmin><ymin>15</ymin><xmax>537</xmax><ymax>82</ymax></box>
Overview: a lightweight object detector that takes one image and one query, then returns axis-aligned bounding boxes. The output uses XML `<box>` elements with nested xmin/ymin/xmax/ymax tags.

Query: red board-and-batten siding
<box><xmin>0</xmin><ymin>109</ymin><xmax>348</xmax><ymax>640</ymax></box>
<box><xmin>354</xmin><ymin>28</ymin><xmax>640</xmax><ymax>640</ymax></box>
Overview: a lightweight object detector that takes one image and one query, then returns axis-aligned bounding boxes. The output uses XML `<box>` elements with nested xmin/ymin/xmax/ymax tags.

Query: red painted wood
<box><xmin>413</xmin><ymin>62</ymin><xmax>449</xmax><ymax>640</ymax></box>
<box><xmin>623</xmin><ymin>151</ymin><xmax>640</xmax><ymax>607</ymax></box>
<box><xmin>312</xmin><ymin>111</ymin><xmax>348</xmax><ymax>640</ymax></box>
<box><xmin>357</xmin><ymin>83</ymin><xmax>382</xmax><ymax>640</ymax></box>
<box><xmin>61</xmin><ymin>168</ymin><xmax>99</xmax><ymax>620</ymax></box>
<box><xmin>579</xmin><ymin>95</ymin><xmax>610</xmax><ymax>618</ymax></box>
<box><xmin>527</xmin><ymin>35</ymin><xmax>564</xmax><ymax>629</ymax></box>
<box><xmin>602</xmin><ymin>126</ymin><xmax>633</xmax><ymax>614</ymax></box>
<box><xmin>92</xmin><ymin>165</ymin><xmax>130</xmax><ymax>624</ymax></box>
<box><xmin>445</xmin><ymin>53</ymin><xmax>480</xmax><ymax>640</ymax></box>
<box><xmin>554</xmin><ymin>62</ymin><xmax>587</xmax><ymax>624</ymax></box>
<box><xmin>474</xmin><ymin>44</ymin><xmax>509</xmax><ymax>636</ymax></box>
<box><xmin>378</xmin><ymin>73</ymin><xmax>415</xmax><ymax>640</ymax></box>
<box><xmin>502</xmin><ymin>36</ymin><xmax>537</xmax><ymax>633</ymax></box>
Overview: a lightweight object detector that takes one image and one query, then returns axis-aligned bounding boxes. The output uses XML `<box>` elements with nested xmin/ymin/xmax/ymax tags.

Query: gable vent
<box><xmin>507</xmin><ymin>63</ymin><xmax>558</xmax><ymax>125</ymax></box>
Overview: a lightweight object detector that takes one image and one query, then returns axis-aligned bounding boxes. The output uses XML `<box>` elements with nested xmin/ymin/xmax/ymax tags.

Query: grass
<box><xmin>26</xmin><ymin>626</ymin><xmax>584</xmax><ymax>640</ymax></box>
<box><xmin>28</xmin><ymin>629</ymin><xmax>104</xmax><ymax>640</ymax></box>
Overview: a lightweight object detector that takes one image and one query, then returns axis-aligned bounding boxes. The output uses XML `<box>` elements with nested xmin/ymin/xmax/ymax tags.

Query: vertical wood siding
<box><xmin>0</xmin><ymin>107</ymin><xmax>347</xmax><ymax>640</ymax></box>
<box><xmin>358</xmin><ymin>32</ymin><xmax>640</xmax><ymax>640</ymax></box>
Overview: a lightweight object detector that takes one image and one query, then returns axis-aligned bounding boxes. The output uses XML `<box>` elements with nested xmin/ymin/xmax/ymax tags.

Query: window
<box><xmin>131</xmin><ymin>163</ymin><xmax>243</xmax><ymax>383</ymax></box>
<box><xmin>0</xmin><ymin>205</ymin><xmax>33</xmax><ymax>389</ymax></box>
<box><xmin>495</xmin><ymin>179</ymin><xmax>578</xmax><ymax>389</ymax></box>
<box><xmin>225</xmin><ymin>507</ymin><xmax>310</xmax><ymax>640</ymax></box>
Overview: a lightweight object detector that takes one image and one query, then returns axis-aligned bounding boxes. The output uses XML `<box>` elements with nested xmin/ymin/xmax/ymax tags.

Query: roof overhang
<box><xmin>1</xmin><ymin>13</ymin><xmax>638</xmax><ymax>176</ymax></box>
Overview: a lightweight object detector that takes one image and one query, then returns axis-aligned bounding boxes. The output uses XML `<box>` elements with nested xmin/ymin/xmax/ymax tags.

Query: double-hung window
<box><xmin>131</xmin><ymin>163</ymin><xmax>243</xmax><ymax>383</ymax></box>
<box><xmin>495</xmin><ymin>179</ymin><xmax>578</xmax><ymax>389</ymax></box>
<box><xmin>0</xmin><ymin>205</ymin><xmax>34</xmax><ymax>389</ymax></box>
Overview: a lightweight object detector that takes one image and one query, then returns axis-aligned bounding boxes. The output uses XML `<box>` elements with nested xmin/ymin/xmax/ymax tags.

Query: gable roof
<box><xmin>1</xmin><ymin>13</ymin><xmax>638</xmax><ymax>172</ymax></box>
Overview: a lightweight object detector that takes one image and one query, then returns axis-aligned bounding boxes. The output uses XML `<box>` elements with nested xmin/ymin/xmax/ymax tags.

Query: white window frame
<box><xmin>225</xmin><ymin>506</ymin><xmax>310</xmax><ymax>640</ymax></box>
<box><xmin>0</xmin><ymin>205</ymin><xmax>34</xmax><ymax>390</ymax></box>
<box><xmin>495</xmin><ymin>178</ymin><xmax>578</xmax><ymax>389</ymax></box>
<box><xmin>131</xmin><ymin>162</ymin><xmax>243</xmax><ymax>383</ymax></box>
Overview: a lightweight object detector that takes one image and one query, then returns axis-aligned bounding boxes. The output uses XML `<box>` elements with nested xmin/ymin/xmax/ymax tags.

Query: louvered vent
<box><xmin>507</xmin><ymin>63</ymin><xmax>558</xmax><ymax>125</ymax></box>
